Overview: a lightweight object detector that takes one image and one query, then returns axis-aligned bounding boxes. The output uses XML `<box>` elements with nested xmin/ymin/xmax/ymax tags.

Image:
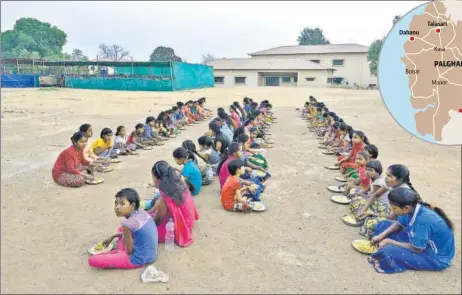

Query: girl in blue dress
<box><xmin>369</xmin><ymin>187</ymin><xmax>455</xmax><ymax>274</ymax></box>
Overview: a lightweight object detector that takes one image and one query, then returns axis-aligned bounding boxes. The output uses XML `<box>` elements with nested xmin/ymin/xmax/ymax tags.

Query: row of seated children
<box><xmin>300</xmin><ymin>96</ymin><xmax>455</xmax><ymax>275</ymax></box>
<box><xmin>86</xmin><ymin>98</ymin><xmax>276</xmax><ymax>269</ymax></box>
<box><xmin>51</xmin><ymin>98</ymin><xmax>212</xmax><ymax>188</ymax></box>
<box><xmin>216</xmin><ymin>99</ymin><xmax>277</xmax><ymax>212</ymax></box>
<box><xmin>171</xmin><ymin>98</ymin><xmax>276</xmax><ymax>212</ymax></box>
<box><xmin>87</xmin><ymin>100</ymin><xmax>218</xmax><ymax>269</ymax></box>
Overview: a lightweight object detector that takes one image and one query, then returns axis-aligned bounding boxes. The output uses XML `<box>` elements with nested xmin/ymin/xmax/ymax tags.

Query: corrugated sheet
<box><xmin>211</xmin><ymin>58</ymin><xmax>332</xmax><ymax>70</ymax></box>
<box><xmin>249</xmin><ymin>44</ymin><xmax>369</xmax><ymax>56</ymax></box>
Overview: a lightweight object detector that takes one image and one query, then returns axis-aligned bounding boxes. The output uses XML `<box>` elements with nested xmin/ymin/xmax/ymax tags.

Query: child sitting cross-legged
<box><xmin>221</xmin><ymin>159</ymin><xmax>261</xmax><ymax>212</ymax></box>
<box><xmin>349</xmin><ymin>160</ymin><xmax>389</xmax><ymax>237</ymax></box>
<box><xmin>341</xmin><ymin>151</ymin><xmax>371</xmax><ymax>198</ymax></box>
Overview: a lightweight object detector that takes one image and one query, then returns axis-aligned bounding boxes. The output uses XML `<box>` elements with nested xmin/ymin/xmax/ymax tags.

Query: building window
<box><xmin>214</xmin><ymin>76</ymin><xmax>224</xmax><ymax>84</ymax></box>
<box><xmin>328</xmin><ymin>77</ymin><xmax>344</xmax><ymax>84</ymax></box>
<box><xmin>234</xmin><ymin>77</ymin><xmax>246</xmax><ymax>84</ymax></box>
<box><xmin>332</xmin><ymin>59</ymin><xmax>344</xmax><ymax>66</ymax></box>
<box><xmin>310</xmin><ymin>60</ymin><xmax>320</xmax><ymax>64</ymax></box>
<box><xmin>282</xmin><ymin>77</ymin><xmax>291</xmax><ymax>83</ymax></box>
<box><xmin>305</xmin><ymin>77</ymin><xmax>316</xmax><ymax>82</ymax></box>
<box><xmin>294</xmin><ymin>76</ymin><xmax>298</xmax><ymax>83</ymax></box>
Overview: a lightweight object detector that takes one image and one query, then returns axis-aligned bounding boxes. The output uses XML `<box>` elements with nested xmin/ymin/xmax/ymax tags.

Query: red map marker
<box><xmin>410</xmin><ymin>36</ymin><xmax>415</xmax><ymax>41</ymax></box>
<box><xmin>459</xmin><ymin>109</ymin><xmax>462</xmax><ymax>113</ymax></box>
<box><xmin>436</xmin><ymin>28</ymin><xmax>441</xmax><ymax>33</ymax></box>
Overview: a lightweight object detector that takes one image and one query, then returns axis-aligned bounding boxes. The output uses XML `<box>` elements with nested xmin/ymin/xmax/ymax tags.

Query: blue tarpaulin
<box><xmin>1</xmin><ymin>74</ymin><xmax>38</xmax><ymax>88</ymax></box>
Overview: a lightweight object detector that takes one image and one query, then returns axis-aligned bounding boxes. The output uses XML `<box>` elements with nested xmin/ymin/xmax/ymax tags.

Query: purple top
<box><xmin>121</xmin><ymin>210</ymin><xmax>158</xmax><ymax>265</ymax></box>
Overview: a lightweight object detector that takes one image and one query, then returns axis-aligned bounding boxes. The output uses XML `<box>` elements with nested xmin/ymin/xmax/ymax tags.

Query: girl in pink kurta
<box><xmin>148</xmin><ymin>161</ymin><xmax>199</xmax><ymax>247</ymax></box>
<box><xmin>229</xmin><ymin>105</ymin><xmax>242</xmax><ymax>127</ymax></box>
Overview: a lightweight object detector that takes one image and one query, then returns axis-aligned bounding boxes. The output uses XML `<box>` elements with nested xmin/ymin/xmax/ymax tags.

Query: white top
<box><xmin>380</xmin><ymin>182</ymin><xmax>410</xmax><ymax>205</ymax></box>
<box><xmin>372</xmin><ymin>175</ymin><xmax>388</xmax><ymax>203</ymax></box>
<box><xmin>114</xmin><ymin>135</ymin><xmax>127</xmax><ymax>145</ymax></box>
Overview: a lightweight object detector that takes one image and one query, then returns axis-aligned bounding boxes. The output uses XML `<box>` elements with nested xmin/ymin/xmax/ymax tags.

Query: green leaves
<box><xmin>297</xmin><ymin>28</ymin><xmax>330</xmax><ymax>45</ymax></box>
<box><xmin>149</xmin><ymin>46</ymin><xmax>182</xmax><ymax>62</ymax></box>
<box><xmin>368</xmin><ymin>38</ymin><xmax>383</xmax><ymax>77</ymax></box>
<box><xmin>1</xmin><ymin>17</ymin><xmax>67</xmax><ymax>59</ymax></box>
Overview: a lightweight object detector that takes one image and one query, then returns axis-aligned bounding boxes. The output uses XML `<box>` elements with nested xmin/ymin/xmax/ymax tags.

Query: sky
<box><xmin>1</xmin><ymin>1</ymin><xmax>427</xmax><ymax>63</ymax></box>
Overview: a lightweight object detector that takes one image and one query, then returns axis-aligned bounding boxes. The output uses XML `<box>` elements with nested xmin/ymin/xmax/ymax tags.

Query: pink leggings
<box><xmin>88</xmin><ymin>227</ymin><xmax>141</xmax><ymax>269</ymax></box>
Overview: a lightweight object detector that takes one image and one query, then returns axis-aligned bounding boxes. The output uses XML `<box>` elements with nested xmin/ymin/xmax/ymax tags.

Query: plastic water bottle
<box><xmin>165</xmin><ymin>218</ymin><xmax>175</xmax><ymax>251</ymax></box>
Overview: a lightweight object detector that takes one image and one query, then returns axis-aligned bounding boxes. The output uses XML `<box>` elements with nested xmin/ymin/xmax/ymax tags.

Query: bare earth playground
<box><xmin>1</xmin><ymin>86</ymin><xmax>460</xmax><ymax>294</ymax></box>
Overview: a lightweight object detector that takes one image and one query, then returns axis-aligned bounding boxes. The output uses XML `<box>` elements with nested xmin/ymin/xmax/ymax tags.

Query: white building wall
<box><xmin>297</xmin><ymin>69</ymin><xmax>332</xmax><ymax>87</ymax></box>
<box><xmin>251</xmin><ymin>53</ymin><xmax>377</xmax><ymax>86</ymax></box>
<box><xmin>213</xmin><ymin>70</ymin><xmax>259</xmax><ymax>87</ymax></box>
<box><xmin>214</xmin><ymin>69</ymin><xmax>331</xmax><ymax>87</ymax></box>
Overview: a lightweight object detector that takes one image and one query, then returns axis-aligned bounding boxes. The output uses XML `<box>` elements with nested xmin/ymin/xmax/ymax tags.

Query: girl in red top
<box><xmin>342</xmin><ymin>151</ymin><xmax>371</xmax><ymax>198</ymax></box>
<box><xmin>221</xmin><ymin>159</ymin><xmax>255</xmax><ymax>212</ymax></box>
<box><xmin>52</xmin><ymin>132</ymin><xmax>100</xmax><ymax>187</ymax></box>
<box><xmin>336</xmin><ymin>130</ymin><xmax>369</xmax><ymax>174</ymax></box>
<box><xmin>127</xmin><ymin>123</ymin><xmax>149</xmax><ymax>150</ymax></box>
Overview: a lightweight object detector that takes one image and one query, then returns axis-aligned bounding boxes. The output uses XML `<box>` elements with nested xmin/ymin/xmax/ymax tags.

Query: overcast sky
<box><xmin>1</xmin><ymin>1</ymin><xmax>427</xmax><ymax>63</ymax></box>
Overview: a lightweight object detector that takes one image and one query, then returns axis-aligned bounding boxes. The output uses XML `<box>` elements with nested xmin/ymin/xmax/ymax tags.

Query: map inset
<box><xmin>379</xmin><ymin>0</ymin><xmax>462</xmax><ymax>145</ymax></box>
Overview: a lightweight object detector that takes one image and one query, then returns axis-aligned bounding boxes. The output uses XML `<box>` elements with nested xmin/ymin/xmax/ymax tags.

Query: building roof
<box><xmin>249</xmin><ymin>43</ymin><xmax>369</xmax><ymax>56</ymax></box>
<box><xmin>211</xmin><ymin>58</ymin><xmax>333</xmax><ymax>71</ymax></box>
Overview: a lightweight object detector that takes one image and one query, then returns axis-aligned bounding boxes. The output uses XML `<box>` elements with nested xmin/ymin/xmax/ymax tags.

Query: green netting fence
<box><xmin>65</xmin><ymin>76</ymin><xmax>173</xmax><ymax>91</ymax></box>
<box><xmin>2</xmin><ymin>59</ymin><xmax>214</xmax><ymax>91</ymax></box>
<box><xmin>172</xmin><ymin>62</ymin><xmax>214</xmax><ymax>90</ymax></box>
<box><xmin>113</xmin><ymin>65</ymin><xmax>172</xmax><ymax>77</ymax></box>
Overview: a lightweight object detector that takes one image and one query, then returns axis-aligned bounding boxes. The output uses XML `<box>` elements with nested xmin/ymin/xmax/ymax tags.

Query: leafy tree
<box><xmin>297</xmin><ymin>28</ymin><xmax>330</xmax><ymax>45</ymax></box>
<box><xmin>149</xmin><ymin>46</ymin><xmax>182</xmax><ymax>62</ymax></box>
<box><xmin>201</xmin><ymin>53</ymin><xmax>216</xmax><ymax>65</ymax></box>
<box><xmin>368</xmin><ymin>15</ymin><xmax>402</xmax><ymax>77</ymax></box>
<box><xmin>98</xmin><ymin>43</ymin><xmax>130</xmax><ymax>61</ymax></box>
<box><xmin>1</xmin><ymin>18</ymin><xmax>67</xmax><ymax>59</ymax></box>
<box><xmin>71</xmin><ymin>49</ymin><xmax>88</xmax><ymax>61</ymax></box>
<box><xmin>367</xmin><ymin>38</ymin><xmax>383</xmax><ymax>77</ymax></box>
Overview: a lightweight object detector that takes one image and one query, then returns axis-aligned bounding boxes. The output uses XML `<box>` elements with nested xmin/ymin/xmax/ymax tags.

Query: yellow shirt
<box><xmin>84</xmin><ymin>138</ymin><xmax>98</xmax><ymax>162</ymax></box>
<box><xmin>92</xmin><ymin>138</ymin><xmax>113</xmax><ymax>150</ymax></box>
<box><xmin>310</xmin><ymin>108</ymin><xmax>317</xmax><ymax>116</ymax></box>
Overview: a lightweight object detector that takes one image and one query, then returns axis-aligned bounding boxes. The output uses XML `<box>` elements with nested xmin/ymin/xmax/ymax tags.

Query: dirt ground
<box><xmin>1</xmin><ymin>87</ymin><xmax>460</xmax><ymax>294</ymax></box>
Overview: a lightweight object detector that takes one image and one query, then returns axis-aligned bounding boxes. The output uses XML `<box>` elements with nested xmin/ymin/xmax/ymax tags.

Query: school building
<box><xmin>212</xmin><ymin>44</ymin><xmax>377</xmax><ymax>88</ymax></box>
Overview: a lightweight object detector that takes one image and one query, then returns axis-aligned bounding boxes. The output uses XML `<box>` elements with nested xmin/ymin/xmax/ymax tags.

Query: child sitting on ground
<box><xmin>181</xmin><ymin>140</ymin><xmax>214</xmax><ymax>185</ymax></box>
<box><xmin>92</xmin><ymin>128</ymin><xmax>118</xmax><ymax>159</ymax></box>
<box><xmin>217</xmin><ymin>142</ymin><xmax>264</xmax><ymax>201</ymax></box>
<box><xmin>127</xmin><ymin>123</ymin><xmax>149</xmax><ymax>150</ymax></box>
<box><xmin>197</xmin><ymin>135</ymin><xmax>221</xmax><ymax>174</ymax></box>
<box><xmin>341</xmin><ymin>151</ymin><xmax>371</xmax><ymax>198</ymax></box>
<box><xmin>142</xmin><ymin>116</ymin><xmax>163</xmax><ymax>146</ymax></box>
<box><xmin>327</xmin><ymin>123</ymin><xmax>348</xmax><ymax>153</ymax></box>
<box><xmin>349</xmin><ymin>160</ymin><xmax>389</xmax><ymax>237</ymax></box>
<box><xmin>153</xmin><ymin>119</ymin><xmax>170</xmax><ymax>139</ymax></box>
<box><xmin>335</xmin><ymin>130</ymin><xmax>369</xmax><ymax>174</ymax></box>
<box><xmin>114</xmin><ymin>126</ymin><xmax>137</xmax><ymax>155</ymax></box>
<box><xmin>221</xmin><ymin>159</ymin><xmax>260</xmax><ymax>212</ymax></box>
<box><xmin>88</xmin><ymin>188</ymin><xmax>158</xmax><ymax>269</ymax></box>
<box><xmin>173</xmin><ymin>147</ymin><xmax>203</xmax><ymax>196</ymax></box>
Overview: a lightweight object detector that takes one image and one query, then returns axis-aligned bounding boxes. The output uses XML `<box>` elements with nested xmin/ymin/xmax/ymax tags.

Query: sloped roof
<box><xmin>211</xmin><ymin>58</ymin><xmax>333</xmax><ymax>70</ymax></box>
<box><xmin>249</xmin><ymin>43</ymin><xmax>369</xmax><ymax>56</ymax></box>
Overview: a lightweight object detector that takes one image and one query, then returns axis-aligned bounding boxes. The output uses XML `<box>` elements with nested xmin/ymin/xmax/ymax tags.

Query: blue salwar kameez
<box><xmin>368</xmin><ymin>205</ymin><xmax>455</xmax><ymax>274</ymax></box>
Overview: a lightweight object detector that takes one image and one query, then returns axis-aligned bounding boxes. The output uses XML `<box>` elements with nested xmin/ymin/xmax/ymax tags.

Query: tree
<box><xmin>367</xmin><ymin>15</ymin><xmax>402</xmax><ymax>77</ymax></box>
<box><xmin>367</xmin><ymin>38</ymin><xmax>383</xmax><ymax>77</ymax></box>
<box><xmin>149</xmin><ymin>46</ymin><xmax>182</xmax><ymax>62</ymax></box>
<box><xmin>71</xmin><ymin>49</ymin><xmax>88</xmax><ymax>61</ymax></box>
<box><xmin>297</xmin><ymin>27</ymin><xmax>330</xmax><ymax>45</ymax></box>
<box><xmin>98</xmin><ymin>43</ymin><xmax>130</xmax><ymax>61</ymax></box>
<box><xmin>1</xmin><ymin>18</ymin><xmax>67</xmax><ymax>59</ymax></box>
<box><xmin>201</xmin><ymin>53</ymin><xmax>216</xmax><ymax>65</ymax></box>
